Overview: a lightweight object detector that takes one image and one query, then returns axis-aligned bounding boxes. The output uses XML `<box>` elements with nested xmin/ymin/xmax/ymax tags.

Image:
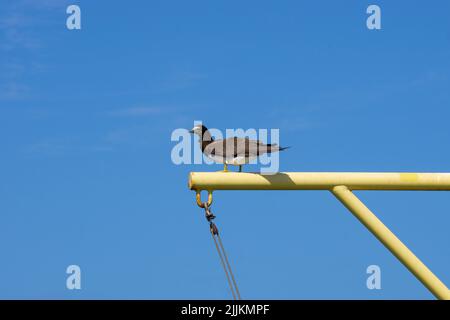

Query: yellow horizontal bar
<box><xmin>189</xmin><ymin>172</ymin><xmax>450</xmax><ymax>191</ymax></box>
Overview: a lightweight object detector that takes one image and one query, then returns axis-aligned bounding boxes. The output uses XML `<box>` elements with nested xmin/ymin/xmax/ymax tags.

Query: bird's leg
<box><xmin>239</xmin><ymin>165</ymin><xmax>242</xmax><ymax>172</ymax></box>
<box><xmin>223</xmin><ymin>163</ymin><xmax>228</xmax><ymax>172</ymax></box>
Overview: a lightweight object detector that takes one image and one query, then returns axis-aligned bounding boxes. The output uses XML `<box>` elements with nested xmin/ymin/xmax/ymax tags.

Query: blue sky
<box><xmin>0</xmin><ymin>0</ymin><xmax>449</xmax><ymax>299</ymax></box>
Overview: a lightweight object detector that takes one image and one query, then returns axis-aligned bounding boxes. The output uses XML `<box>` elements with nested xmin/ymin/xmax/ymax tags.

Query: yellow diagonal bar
<box><xmin>331</xmin><ymin>185</ymin><xmax>450</xmax><ymax>300</ymax></box>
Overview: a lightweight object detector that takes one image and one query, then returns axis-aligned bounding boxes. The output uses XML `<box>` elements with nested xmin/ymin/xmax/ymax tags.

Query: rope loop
<box><xmin>196</xmin><ymin>190</ymin><xmax>213</xmax><ymax>208</ymax></box>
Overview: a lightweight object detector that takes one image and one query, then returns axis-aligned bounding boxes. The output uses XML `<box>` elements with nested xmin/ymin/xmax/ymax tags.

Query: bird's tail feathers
<box><xmin>266</xmin><ymin>144</ymin><xmax>291</xmax><ymax>151</ymax></box>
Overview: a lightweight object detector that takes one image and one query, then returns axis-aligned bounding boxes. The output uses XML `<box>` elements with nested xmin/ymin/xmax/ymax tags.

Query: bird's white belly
<box><xmin>206</xmin><ymin>154</ymin><xmax>225</xmax><ymax>164</ymax></box>
<box><xmin>207</xmin><ymin>155</ymin><xmax>256</xmax><ymax>166</ymax></box>
<box><xmin>228</xmin><ymin>156</ymin><xmax>250</xmax><ymax>166</ymax></box>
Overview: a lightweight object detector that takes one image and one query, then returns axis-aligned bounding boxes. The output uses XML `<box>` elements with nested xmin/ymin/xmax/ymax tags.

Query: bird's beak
<box><xmin>189</xmin><ymin>129</ymin><xmax>194</xmax><ymax>134</ymax></box>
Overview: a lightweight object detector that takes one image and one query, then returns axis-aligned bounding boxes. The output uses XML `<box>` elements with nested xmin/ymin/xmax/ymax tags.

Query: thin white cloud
<box><xmin>108</xmin><ymin>107</ymin><xmax>168</xmax><ymax>117</ymax></box>
<box><xmin>0</xmin><ymin>12</ymin><xmax>30</xmax><ymax>28</ymax></box>
<box><xmin>0</xmin><ymin>0</ymin><xmax>71</xmax><ymax>100</ymax></box>
<box><xmin>103</xmin><ymin>124</ymin><xmax>165</xmax><ymax>148</ymax></box>
<box><xmin>159</xmin><ymin>71</ymin><xmax>208</xmax><ymax>92</ymax></box>
<box><xmin>23</xmin><ymin>139</ymin><xmax>114</xmax><ymax>156</ymax></box>
<box><xmin>19</xmin><ymin>0</ymin><xmax>72</xmax><ymax>9</ymax></box>
<box><xmin>0</xmin><ymin>82</ymin><xmax>29</xmax><ymax>100</ymax></box>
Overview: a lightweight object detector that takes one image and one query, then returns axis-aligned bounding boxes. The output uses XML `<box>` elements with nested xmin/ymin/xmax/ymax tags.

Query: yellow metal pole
<box><xmin>189</xmin><ymin>172</ymin><xmax>450</xmax><ymax>299</ymax></box>
<box><xmin>189</xmin><ymin>172</ymin><xmax>450</xmax><ymax>191</ymax></box>
<box><xmin>331</xmin><ymin>185</ymin><xmax>450</xmax><ymax>300</ymax></box>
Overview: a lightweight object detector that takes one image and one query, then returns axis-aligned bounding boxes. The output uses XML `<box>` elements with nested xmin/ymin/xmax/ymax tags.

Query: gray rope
<box><xmin>204</xmin><ymin>203</ymin><xmax>241</xmax><ymax>300</ymax></box>
<box><xmin>210</xmin><ymin>226</ymin><xmax>237</xmax><ymax>300</ymax></box>
<box><xmin>216</xmin><ymin>233</ymin><xmax>241</xmax><ymax>300</ymax></box>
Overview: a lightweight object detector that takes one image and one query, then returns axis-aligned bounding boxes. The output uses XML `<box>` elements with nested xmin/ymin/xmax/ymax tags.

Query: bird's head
<box><xmin>189</xmin><ymin>124</ymin><xmax>207</xmax><ymax>136</ymax></box>
<box><xmin>189</xmin><ymin>124</ymin><xmax>214</xmax><ymax>145</ymax></box>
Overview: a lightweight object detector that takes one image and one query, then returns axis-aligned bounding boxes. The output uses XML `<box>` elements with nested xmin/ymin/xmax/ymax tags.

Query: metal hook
<box><xmin>196</xmin><ymin>190</ymin><xmax>213</xmax><ymax>208</ymax></box>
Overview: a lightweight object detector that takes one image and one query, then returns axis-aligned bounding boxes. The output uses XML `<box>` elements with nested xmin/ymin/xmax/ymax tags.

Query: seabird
<box><xmin>189</xmin><ymin>124</ymin><xmax>289</xmax><ymax>172</ymax></box>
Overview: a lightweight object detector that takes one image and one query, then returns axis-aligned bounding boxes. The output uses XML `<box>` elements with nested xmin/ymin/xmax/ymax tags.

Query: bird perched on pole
<box><xmin>189</xmin><ymin>124</ymin><xmax>289</xmax><ymax>172</ymax></box>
